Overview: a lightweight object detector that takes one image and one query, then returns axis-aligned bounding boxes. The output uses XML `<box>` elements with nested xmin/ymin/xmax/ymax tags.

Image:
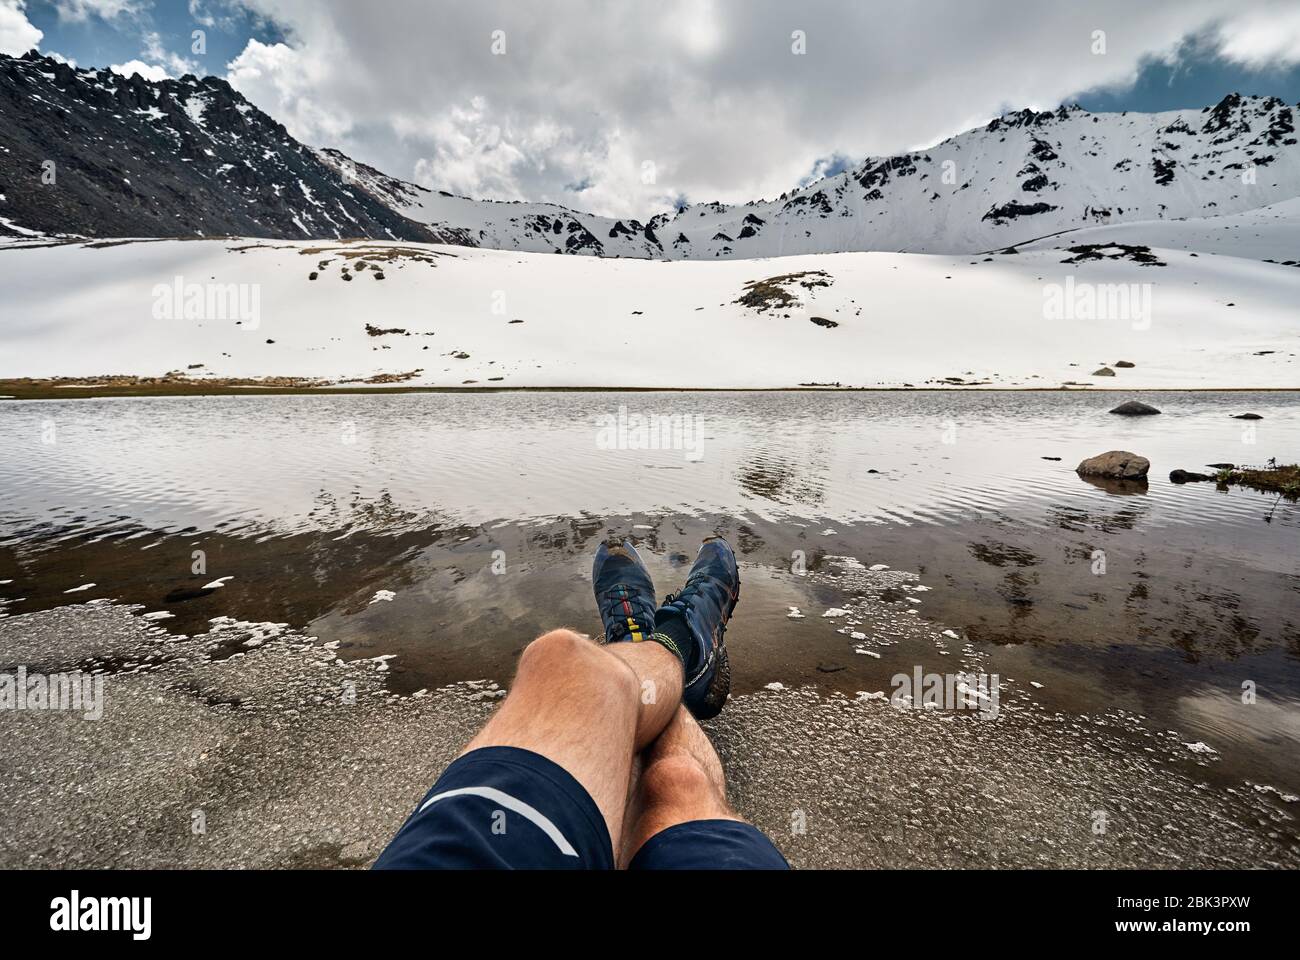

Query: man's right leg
<box><xmin>623</xmin><ymin>706</ymin><xmax>790</xmax><ymax>870</ymax></box>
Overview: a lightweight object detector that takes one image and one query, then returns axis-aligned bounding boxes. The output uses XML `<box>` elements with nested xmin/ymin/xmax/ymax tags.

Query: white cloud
<box><xmin>52</xmin><ymin>0</ymin><xmax>140</xmax><ymax>23</ymax></box>
<box><xmin>226</xmin><ymin>38</ymin><xmax>352</xmax><ymax>141</ymax></box>
<box><xmin>189</xmin><ymin>0</ymin><xmax>216</xmax><ymax>29</ymax></box>
<box><xmin>0</xmin><ymin>0</ymin><xmax>42</xmax><ymax>56</ymax></box>
<box><xmin>141</xmin><ymin>30</ymin><xmax>198</xmax><ymax>76</ymax></box>
<box><xmin>226</xmin><ymin>0</ymin><xmax>1300</xmax><ymax>218</ymax></box>
<box><xmin>107</xmin><ymin>32</ymin><xmax>199</xmax><ymax>83</ymax></box>
<box><xmin>110</xmin><ymin>59</ymin><xmax>169</xmax><ymax>82</ymax></box>
<box><xmin>1216</xmin><ymin>5</ymin><xmax>1300</xmax><ymax>66</ymax></box>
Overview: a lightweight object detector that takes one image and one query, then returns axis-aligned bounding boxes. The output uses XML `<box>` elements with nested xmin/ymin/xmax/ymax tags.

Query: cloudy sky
<box><xmin>6</xmin><ymin>0</ymin><xmax>1300</xmax><ymax>217</ymax></box>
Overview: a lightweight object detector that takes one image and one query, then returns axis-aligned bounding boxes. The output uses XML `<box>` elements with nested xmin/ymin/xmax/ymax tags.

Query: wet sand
<box><xmin>2</xmin><ymin>602</ymin><xmax>1295</xmax><ymax>870</ymax></box>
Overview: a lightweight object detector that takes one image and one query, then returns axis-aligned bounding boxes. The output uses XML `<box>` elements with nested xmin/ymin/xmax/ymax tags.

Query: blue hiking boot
<box><xmin>591</xmin><ymin>540</ymin><xmax>657</xmax><ymax>644</ymax></box>
<box><xmin>655</xmin><ymin>537</ymin><xmax>740</xmax><ymax>720</ymax></box>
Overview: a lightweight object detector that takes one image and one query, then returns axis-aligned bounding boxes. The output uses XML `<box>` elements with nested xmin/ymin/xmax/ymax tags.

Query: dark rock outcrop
<box><xmin>0</xmin><ymin>51</ymin><xmax>444</xmax><ymax>242</ymax></box>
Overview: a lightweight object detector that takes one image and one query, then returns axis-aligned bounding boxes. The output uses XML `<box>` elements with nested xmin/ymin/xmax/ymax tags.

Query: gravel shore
<box><xmin>1</xmin><ymin>603</ymin><xmax>1296</xmax><ymax>869</ymax></box>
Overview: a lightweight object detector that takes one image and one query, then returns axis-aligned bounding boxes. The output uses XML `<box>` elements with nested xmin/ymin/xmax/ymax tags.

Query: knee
<box><xmin>521</xmin><ymin>628</ymin><xmax>590</xmax><ymax>667</ymax></box>
<box><xmin>640</xmin><ymin>754</ymin><xmax>721</xmax><ymax>808</ymax></box>
<box><xmin>518</xmin><ymin>629</ymin><xmax>638</xmax><ymax>701</ymax></box>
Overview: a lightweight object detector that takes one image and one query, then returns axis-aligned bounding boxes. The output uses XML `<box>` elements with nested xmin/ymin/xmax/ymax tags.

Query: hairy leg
<box><xmin>622</xmin><ymin>705</ymin><xmax>741</xmax><ymax>865</ymax></box>
<box><xmin>460</xmin><ymin>629</ymin><xmax>683</xmax><ymax>852</ymax></box>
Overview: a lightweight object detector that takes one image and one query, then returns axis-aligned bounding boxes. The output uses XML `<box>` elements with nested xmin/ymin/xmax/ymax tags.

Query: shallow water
<box><xmin>2</xmin><ymin>390</ymin><xmax>1298</xmax><ymax>791</ymax></box>
<box><xmin>2</xmin><ymin>390</ymin><xmax>1297</xmax><ymax>534</ymax></box>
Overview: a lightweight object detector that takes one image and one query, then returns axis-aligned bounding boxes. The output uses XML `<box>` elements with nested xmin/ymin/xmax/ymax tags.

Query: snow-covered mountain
<box><xmin>2</xmin><ymin>49</ymin><xmax>1298</xmax><ymax>258</ymax></box>
<box><xmin>321</xmin><ymin>96</ymin><xmax>1300</xmax><ymax>258</ymax></box>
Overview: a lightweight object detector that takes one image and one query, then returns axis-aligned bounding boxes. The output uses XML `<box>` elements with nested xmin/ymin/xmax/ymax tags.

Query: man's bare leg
<box><xmin>460</xmin><ymin>628</ymin><xmax>683</xmax><ymax>853</ymax></box>
<box><xmin>621</xmin><ymin>704</ymin><xmax>742</xmax><ymax>865</ymax></box>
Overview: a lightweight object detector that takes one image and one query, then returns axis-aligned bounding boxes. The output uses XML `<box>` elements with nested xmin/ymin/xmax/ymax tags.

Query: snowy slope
<box><xmin>321</xmin><ymin>95</ymin><xmax>1300</xmax><ymax>259</ymax></box>
<box><xmin>1017</xmin><ymin>197</ymin><xmax>1300</xmax><ymax>263</ymax></box>
<box><xmin>2</xmin><ymin>229</ymin><xmax>1296</xmax><ymax>389</ymax></box>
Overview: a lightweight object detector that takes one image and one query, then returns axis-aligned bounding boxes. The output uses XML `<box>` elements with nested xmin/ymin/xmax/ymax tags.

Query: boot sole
<box><xmin>693</xmin><ymin>642</ymin><xmax>731</xmax><ymax>721</ymax></box>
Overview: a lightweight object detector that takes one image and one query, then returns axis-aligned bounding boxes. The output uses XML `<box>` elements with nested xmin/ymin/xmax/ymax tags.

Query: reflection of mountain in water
<box><xmin>734</xmin><ymin>448</ymin><xmax>827</xmax><ymax>508</ymax></box>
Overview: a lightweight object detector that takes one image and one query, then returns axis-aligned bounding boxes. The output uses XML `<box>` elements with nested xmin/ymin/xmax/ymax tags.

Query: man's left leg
<box><xmin>622</xmin><ymin>705</ymin><xmax>789</xmax><ymax>870</ymax></box>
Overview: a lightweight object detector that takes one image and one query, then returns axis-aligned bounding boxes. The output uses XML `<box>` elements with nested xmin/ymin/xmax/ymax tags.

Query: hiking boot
<box><xmin>655</xmin><ymin>537</ymin><xmax>740</xmax><ymax>719</ymax></box>
<box><xmin>591</xmin><ymin>539</ymin><xmax>657</xmax><ymax>644</ymax></box>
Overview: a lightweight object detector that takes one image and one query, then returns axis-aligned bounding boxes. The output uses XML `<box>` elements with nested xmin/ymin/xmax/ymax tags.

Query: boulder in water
<box><xmin>1110</xmin><ymin>400</ymin><xmax>1161</xmax><ymax>416</ymax></box>
<box><xmin>1077</xmin><ymin>450</ymin><xmax>1150</xmax><ymax>480</ymax></box>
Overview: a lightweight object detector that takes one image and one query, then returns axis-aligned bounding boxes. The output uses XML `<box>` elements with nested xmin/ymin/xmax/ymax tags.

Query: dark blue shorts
<box><xmin>373</xmin><ymin>746</ymin><xmax>789</xmax><ymax>870</ymax></box>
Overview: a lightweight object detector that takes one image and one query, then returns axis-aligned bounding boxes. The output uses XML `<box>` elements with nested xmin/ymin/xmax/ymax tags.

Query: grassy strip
<box><xmin>1216</xmin><ymin>462</ymin><xmax>1300</xmax><ymax>499</ymax></box>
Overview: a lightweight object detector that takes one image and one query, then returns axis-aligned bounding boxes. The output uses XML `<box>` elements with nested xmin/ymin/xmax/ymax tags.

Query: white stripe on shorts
<box><xmin>417</xmin><ymin>786</ymin><xmax>580</xmax><ymax>858</ymax></box>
